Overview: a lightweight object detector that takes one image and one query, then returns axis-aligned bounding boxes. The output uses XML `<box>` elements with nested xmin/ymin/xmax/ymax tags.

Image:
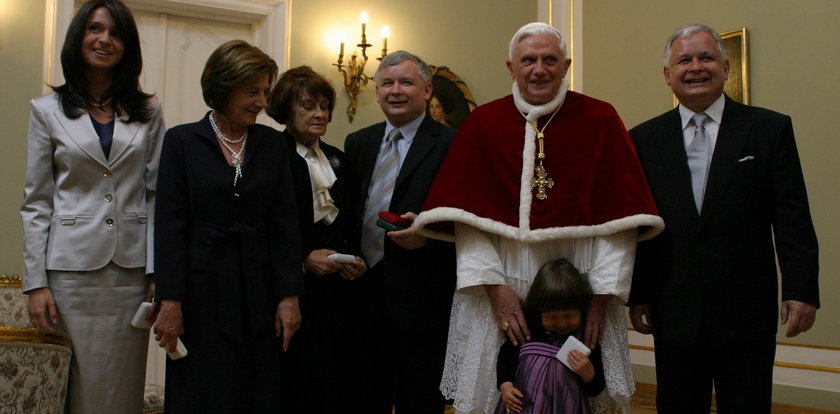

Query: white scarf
<box><xmin>296</xmin><ymin>140</ymin><xmax>338</xmax><ymax>224</ymax></box>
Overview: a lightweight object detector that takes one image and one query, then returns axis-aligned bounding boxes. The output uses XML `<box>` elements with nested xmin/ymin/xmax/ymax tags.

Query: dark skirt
<box><xmin>163</xmin><ymin>268</ymin><xmax>284</xmax><ymax>413</ymax></box>
<box><xmin>494</xmin><ymin>342</ymin><xmax>592</xmax><ymax>414</ymax></box>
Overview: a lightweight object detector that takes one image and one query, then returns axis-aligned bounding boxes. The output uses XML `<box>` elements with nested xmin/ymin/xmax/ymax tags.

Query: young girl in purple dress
<box><xmin>495</xmin><ymin>258</ymin><xmax>605</xmax><ymax>414</ymax></box>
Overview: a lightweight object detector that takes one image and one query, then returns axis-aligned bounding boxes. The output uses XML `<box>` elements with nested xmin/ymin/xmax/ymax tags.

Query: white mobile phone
<box><xmin>555</xmin><ymin>336</ymin><xmax>591</xmax><ymax>369</ymax></box>
<box><xmin>327</xmin><ymin>253</ymin><xmax>356</xmax><ymax>264</ymax></box>
<box><xmin>167</xmin><ymin>338</ymin><xmax>188</xmax><ymax>360</ymax></box>
<box><xmin>131</xmin><ymin>302</ymin><xmax>153</xmax><ymax>329</ymax></box>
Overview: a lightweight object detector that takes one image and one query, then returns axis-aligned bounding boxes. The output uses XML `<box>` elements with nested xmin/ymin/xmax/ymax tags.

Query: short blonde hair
<box><xmin>201</xmin><ymin>40</ymin><xmax>278</xmax><ymax>112</ymax></box>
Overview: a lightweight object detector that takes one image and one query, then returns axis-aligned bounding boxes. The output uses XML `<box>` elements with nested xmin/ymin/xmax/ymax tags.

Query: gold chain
<box><xmin>518</xmin><ymin>105</ymin><xmax>561</xmax><ymax>200</ymax></box>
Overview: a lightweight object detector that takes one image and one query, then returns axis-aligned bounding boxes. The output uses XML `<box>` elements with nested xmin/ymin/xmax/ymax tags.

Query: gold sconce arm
<box><xmin>333</xmin><ymin>13</ymin><xmax>388</xmax><ymax>122</ymax></box>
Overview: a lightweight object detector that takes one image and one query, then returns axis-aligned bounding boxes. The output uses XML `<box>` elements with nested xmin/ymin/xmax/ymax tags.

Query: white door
<box><xmin>48</xmin><ymin>0</ymin><xmax>289</xmax><ymax>387</ymax></box>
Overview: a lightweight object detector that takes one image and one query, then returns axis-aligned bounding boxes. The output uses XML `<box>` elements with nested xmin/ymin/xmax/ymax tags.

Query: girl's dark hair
<box><xmin>52</xmin><ymin>0</ymin><xmax>153</xmax><ymax>123</ymax></box>
<box><xmin>267</xmin><ymin>66</ymin><xmax>336</xmax><ymax>124</ymax></box>
<box><xmin>523</xmin><ymin>258</ymin><xmax>593</xmax><ymax>337</ymax></box>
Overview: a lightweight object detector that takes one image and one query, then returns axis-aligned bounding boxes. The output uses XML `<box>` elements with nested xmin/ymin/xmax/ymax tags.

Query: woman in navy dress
<box><xmin>153</xmin><ymin>40</ymin><xmax>302</xmax><ymax>413</ymax></box>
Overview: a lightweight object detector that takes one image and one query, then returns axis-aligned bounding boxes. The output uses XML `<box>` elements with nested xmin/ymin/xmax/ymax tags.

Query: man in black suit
<box><xmin>629</xmin><ymin>24</ymin><xmax>819</xmax><ymax>413</ymax></box>
<box><xmin>342</xmin><ymin>50</ymin><xmax>456</xmax><ymax>414</ymax></box>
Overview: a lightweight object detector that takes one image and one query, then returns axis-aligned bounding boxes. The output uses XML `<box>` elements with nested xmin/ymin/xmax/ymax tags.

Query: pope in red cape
<box><xmin>414</xmin><ymin>22</ymin><xmax>663</xmax><ymax>414</ymax></box>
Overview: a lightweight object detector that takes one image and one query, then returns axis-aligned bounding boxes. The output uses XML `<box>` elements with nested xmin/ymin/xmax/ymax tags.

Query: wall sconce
<box><xmin>333</xmin><ymin>11</ymin><xmax>389</xmax><ymax>122</ymax></box>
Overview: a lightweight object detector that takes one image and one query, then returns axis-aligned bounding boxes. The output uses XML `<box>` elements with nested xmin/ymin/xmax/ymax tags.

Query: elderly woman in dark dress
<box><xmin>153</xmin><ymin>40</ymin><xmax>303</xmax><ymax>413</ymax></box>
<box><xmin>266</xmin><ymin>65</ymin><xmax>366</xmax><ymax>411</ymax></box>
<box><xmin>266</xmin><ymin>66</ymin><xmax>366</xmax><ymax>413</ymax></box>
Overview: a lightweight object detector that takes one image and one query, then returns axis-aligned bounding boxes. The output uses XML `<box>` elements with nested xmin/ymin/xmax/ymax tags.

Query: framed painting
<box><xmin>428</xmin><ymin>66</ymin><xmax>477</xmax><ymax>129</ymax></box>
<box><xmin>720</xmin><ymin>28</ymin><xmax>750</xmax><ymax>105</ymax></box>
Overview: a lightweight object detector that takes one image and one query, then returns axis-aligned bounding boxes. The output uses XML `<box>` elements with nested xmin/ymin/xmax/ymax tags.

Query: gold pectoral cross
<box><xmin>530</xmin><ymin>163</ymin><xmax>554</xmax><ymax>200</ymax></box>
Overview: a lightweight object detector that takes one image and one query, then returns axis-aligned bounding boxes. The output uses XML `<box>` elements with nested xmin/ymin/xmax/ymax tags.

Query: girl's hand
<box><xmin>500</xmin><ymin>381</ymin><xmax>524</xmax><ymax>413</ymax></box>
<box><xmin>568</xmin><ymin>349</ymin><xmax>595</xmax><ymax>383</ymax></box>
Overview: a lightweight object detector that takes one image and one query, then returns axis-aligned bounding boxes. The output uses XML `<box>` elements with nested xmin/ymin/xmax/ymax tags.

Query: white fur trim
<box><xmin>414</xmin><ymin>80</ymin><xmax>666</xmax><ymax>244</ymax></box>
<box><xmin>414</xmin><ymin>206</ymin><xmax>665</xmax><ymax>243</ymax></box>
<box><xmin>511</xmin><ymin>80</ymin><xmax>570</xmax><ymax>230</ymax></box>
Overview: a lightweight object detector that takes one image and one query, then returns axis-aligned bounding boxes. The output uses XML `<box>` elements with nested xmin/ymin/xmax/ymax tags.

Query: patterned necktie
<box><xmin>361</xmin><ymin>128</ymin><xmax>403</xmax><ymax>266</ymax></box>
<box><xmin>687</xmin><ymin>113</ymin><xmax>712</xmax><ymax>213</ymax></box>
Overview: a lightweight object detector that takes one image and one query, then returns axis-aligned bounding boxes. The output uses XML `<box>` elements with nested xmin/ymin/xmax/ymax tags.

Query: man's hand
<box><xmin>500</xmin><ymin>382</ymin><xmax>524</xmax><ymax>413</ymax></box>
<box><xmin>28</xmin><ymin>287</ymin><xmax>57</xmax><ymax>330</ymax></box>
<box><xmin>276</xmin><ymin>296</ymin><xmax>301</xmax><ymax>351</ymax></box>
<box><xmin>485</xmin><ymin>284</ymin><xmax>530</xmax><ymax>345</ymax></box>
<box><xmin>584</xmin><ymin>294</ymin><xmax>610</xmax><ymax>348</ymax></box>
<box><xmin>629</xmin><ymin>304</ymin><xmax>653</xmax><ymax>334</ymax></box>
<box><xmin>781</xmin><ymin>300</ymin><xmax>816</xmax><ymax>338</ymax></box>
<box><xmin>388</xmin><ymin>212</ymin><xmax>427</xmax><ymax>250</ymax></box>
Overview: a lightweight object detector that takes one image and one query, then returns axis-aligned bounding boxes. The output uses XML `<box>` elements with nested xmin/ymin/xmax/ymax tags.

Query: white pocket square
<box><xmin>738</xmin><ymin>155</ymin><xmax>755</xmax><ymax>162</ymax></box>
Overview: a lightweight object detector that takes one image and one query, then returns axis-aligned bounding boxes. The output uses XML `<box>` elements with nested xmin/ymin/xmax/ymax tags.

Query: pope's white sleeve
<box><xmin>453</xmin><ymin>222</ymin><xmax>507</xmax><ymax>295</ymax></box>
<box><xmin>587</xmin><ymin>228</ymin><xmax>637</xmax><ymax>303</ymax></box>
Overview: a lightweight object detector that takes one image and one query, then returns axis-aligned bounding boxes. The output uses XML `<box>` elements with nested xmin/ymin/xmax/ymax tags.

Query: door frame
<box><xmin>43</xmin><ymin>0</ymin><xmax>290</xmax><ymax>94</ymax></box>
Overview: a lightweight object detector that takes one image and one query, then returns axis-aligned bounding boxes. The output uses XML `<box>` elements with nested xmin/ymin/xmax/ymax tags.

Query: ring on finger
<box><xmin>501</xmin><ymin>321</ymin><xmax>511</xmax><ymax>331</ymax></box>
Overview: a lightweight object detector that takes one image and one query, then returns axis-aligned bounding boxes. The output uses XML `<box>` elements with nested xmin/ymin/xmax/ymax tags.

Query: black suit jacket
<box><xmin>343</xmin><ymin>115</ymin><xmax>457</xmax><ymax>331</ymax></box>
<box><xmin>629</xmin><ymin>96</ymin><xmax>819</xmax><ymax>346</ymax></box>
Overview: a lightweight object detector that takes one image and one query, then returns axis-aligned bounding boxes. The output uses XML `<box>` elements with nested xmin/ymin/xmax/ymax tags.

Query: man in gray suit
<box><xmin>341</xmin><ymin>50</ymin><xmax>456</xmax><ymax>414</ymax></box>
<box><xmin>629</xmin><ymin>24</ymin><xmax>819</xmax><ymax>413</ymax></box>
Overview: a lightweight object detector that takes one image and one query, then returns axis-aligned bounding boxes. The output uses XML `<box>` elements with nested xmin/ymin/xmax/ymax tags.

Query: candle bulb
<box><xmin>381</xmin><ymin>26</ymin><xmax>390</xmax><ymax>58</ymax></box>
<box><xmin>360</xmin><ymin>11</ymin><xmax>368</xmax><ymax>38</ymax></box>
<box><xmin>340</xmin><ymin>42</ymin><xmax>344</xmax><ymax>56</ymax></box>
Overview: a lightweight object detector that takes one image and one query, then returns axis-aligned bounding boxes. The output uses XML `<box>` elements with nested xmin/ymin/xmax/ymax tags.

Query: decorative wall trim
<box><xmin>45</xmin><ymin>0</ymin><xmax>289</xmax><ymax>93</ymax></box>
<box><xmin>537</xmin><ymin>0</ymin><xmax>583</xmax><ymax>91</ymax></box>
<box><xmin>629</xmin><ymin>330</ymin><xmax>840</xmax><ymax>393</ymax></box>
<box><xmin>0</xmin><ymin>274</ymin><xmax>23</xmax><ymax>287</ymax></box>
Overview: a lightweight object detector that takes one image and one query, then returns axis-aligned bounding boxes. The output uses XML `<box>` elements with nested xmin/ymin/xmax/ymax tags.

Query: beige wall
<box><xmin>0</xmin><ymin>0</ymin><xmax>535</xmax><ymax>276</ymax></box>
<box><xmin>0</xmin><ymin>0</ymin><xmax>836</xmax><ymax>407</ymax></box>
<box><xmin>581</xmin><ymin>0</ymin><xmax>840</xmax><ymax>349</ymax></box>
<box><xmin>0</xmin><ymin>0</ymin><xmax>46</xmax><ymax>277</ymax></box>
<box><xmin>288</xmin><ymin>0</ymin><xmax>537</xmax><ymax>148</ymax></box>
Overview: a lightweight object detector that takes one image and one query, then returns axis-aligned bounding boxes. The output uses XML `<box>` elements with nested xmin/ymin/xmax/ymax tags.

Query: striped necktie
<box><xmin>687</xmin><ymin>113</ymin><xmax>712</xmax><ymax>213</ymax></box>
<box><xmin>361</xmin><ymin>128</ymin><xmax>403</xmax><ymax>266</ymax></box>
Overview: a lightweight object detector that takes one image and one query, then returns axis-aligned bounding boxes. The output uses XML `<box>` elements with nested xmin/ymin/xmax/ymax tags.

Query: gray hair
<box><xmin>663</xmin><ymin>24</ymin><xmax>729</xmax><ymax>67</ymax></box>
<box><xmin>374</xmin><ymin>50</ymin><xmax>432</xmax><ymax>84</ymax></box>
<box><xmin>509</xmin><ymin>22</ymin><xmax>568</xmax><ymax>61</ymax></box>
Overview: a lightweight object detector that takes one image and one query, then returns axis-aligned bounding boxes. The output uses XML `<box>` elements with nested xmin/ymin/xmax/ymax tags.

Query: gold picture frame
<box><xmin>428</xmin><ymin>66</ymin><xmax>477</xmax><ymax>129</ymax></box>
<box><xmin>672</xmin><ymin>27</ymin><xmax>750</xmax><ymax>107</ymax></box>
<box><xmin>721</xmin><ymin>28</ymin><xmax>750</xmax><ymax>105</ymax></box>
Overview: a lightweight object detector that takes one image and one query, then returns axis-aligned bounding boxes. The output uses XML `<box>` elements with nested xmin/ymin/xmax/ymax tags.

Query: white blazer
<box><xmin>20</xmin><ymin>93</ymin><xmax>165</xmax><ymax>292</ymax></box>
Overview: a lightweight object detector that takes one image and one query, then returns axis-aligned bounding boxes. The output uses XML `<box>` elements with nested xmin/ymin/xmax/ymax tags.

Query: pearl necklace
<box><xmin>209</xmin><ymin>111</ymin><xmax>246</xmax><ymax>144</ymax></box>
<box><xmin>209</xmin><ymin>111</ymin><xmax>247</xmax><ymax>187</ymax></box>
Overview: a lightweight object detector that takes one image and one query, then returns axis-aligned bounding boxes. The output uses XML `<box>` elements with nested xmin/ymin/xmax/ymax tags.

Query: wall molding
<box><xmin>44</xmin><ymin>0</ymin><xmax>289</xmax><ymax>94</ymax></box>
<box><xmin>629</xmin><ymin>330</ymin><xmax>840</xmax><ymax>394</ymax></box>
<box><xmin>537</xmin><ymin>0</ymin><xmax>583</xmax><ymax>92</ymax></box>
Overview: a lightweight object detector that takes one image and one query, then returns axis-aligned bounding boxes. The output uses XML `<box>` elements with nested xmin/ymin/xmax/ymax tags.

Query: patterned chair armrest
<box><xmin>0</xmin><ymin>275</ymin><xmax>29</xmax><ymax>327</ymax></box>
<box><xmin>0</xmin><ymin>327</ymin><xmax>72</xmax><ymax>414</ymax></box>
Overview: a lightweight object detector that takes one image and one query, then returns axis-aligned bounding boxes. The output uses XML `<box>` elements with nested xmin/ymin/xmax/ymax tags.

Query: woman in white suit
<box><xmin>20</xmin><ymin>0</ymin><xmax>164</xmax><ymax>412</ymax></box>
